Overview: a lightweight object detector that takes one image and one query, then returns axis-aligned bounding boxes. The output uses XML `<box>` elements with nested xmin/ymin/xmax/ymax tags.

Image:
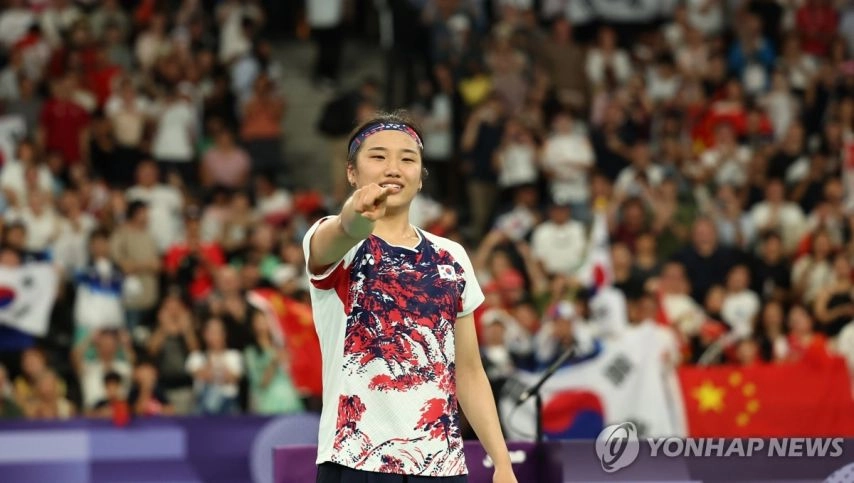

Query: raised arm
<box><xmin>307</xmin><ymin>183</ymin><xmax>393</xmax><ymax>274</ymax></box>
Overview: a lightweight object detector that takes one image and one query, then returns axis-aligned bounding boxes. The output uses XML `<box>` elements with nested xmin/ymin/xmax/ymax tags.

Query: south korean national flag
<box><xmin>438</xmin><ymin>265</ymin><xmax>456</xmax><ymax>280</ymax></box>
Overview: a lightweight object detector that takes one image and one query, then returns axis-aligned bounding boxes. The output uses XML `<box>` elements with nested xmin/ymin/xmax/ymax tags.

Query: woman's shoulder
<box><xmin>420</xmin><ymin>230</ymin><xmax>474</xmax><ymax>263</ymax></box>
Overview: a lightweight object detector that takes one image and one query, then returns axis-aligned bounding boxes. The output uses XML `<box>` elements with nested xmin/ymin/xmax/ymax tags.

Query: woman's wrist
<box><xmin>339</xmin><ymin>200</ymin><xmax>375</xmax><ymax>240</ymax></box>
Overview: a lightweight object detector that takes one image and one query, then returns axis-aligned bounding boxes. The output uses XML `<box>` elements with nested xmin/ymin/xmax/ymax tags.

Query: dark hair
<box><xmin>126</xmin><ymin>200</ymin><xmax>148</xmax><ymax>220</ymax></box>
<box><xmin>135</xmin><ymin>357</ymin><xmax>157</xmax><ymax>370</ymax></box>
<box><xmin>104</xmin><ymin>371</ymin><xmax>123</xmax><ymax>386</ymax></box>
<box><xmin>345</xmin><ymin>110</ymin><xmax>425</xmax><ymax>166</ymax></box>
<box><xmin>89</xmin><ymin>227</ymin><xmax>112</xmax><ymax>244</ymax></box>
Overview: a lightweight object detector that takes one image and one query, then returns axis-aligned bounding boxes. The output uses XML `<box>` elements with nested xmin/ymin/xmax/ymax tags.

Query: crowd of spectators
<box><xmin>2</xmin><ymin>0</ymin><xmax>854</xmax><ymax>425</ymax></box>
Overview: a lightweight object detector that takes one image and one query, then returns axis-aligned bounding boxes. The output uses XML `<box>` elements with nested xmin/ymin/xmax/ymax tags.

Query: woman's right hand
<box><xmin>351</xmin><ymin>184</ymin><xmax>394</xmax><ymax>222</ymax></box>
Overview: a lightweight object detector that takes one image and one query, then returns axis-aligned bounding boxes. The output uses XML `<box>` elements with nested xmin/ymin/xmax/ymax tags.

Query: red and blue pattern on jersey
<box><xmin>330</xmin><ymin>233</ymin><xmax>469</xmax><ymax>475</ymax></box>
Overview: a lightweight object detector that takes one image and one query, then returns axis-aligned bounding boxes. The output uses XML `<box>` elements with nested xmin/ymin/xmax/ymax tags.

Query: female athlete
<box><xmin>303</xmin><ymin>111</ymin><xmax>518</xmax><ymax>483</ymax></box>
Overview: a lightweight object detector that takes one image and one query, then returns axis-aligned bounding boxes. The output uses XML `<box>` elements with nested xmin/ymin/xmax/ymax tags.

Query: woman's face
<box><xmin>489</xmin><ymin>251</ymin><xmax>512</xmax><ymax>276</ymax></box>
<box><xmin>762</xmin><ymin>302</ymin><xmax>783</xmax><ymax>329</ymax></box>
<box><xmin>36</xmin><ymin>373</ymin><xmax>57</xmax><ymax>399</ymax></box>
<box><xmin>788</xmin><ymin>306</ymin><xmax>813</xmax><ymax>334</ymax></box>
<box><xmin>623</xmin><ymin>203</ymin><xmax>645</xmax><ymax>227</ymax></box>
<box><xmin>813</xmin><ymin>233</ymin><xmax>832</xmax><ymax>258</ymax></box>
<box><xmin>347</xmin><ymin>129</ymin><xmax>423</xmax><ymax>211</ymax></box>
<box><xmin>635</xmin><ymin>234</ymin><xmax>656</xmax><ymax>256</ymax></box>
<box><xmin>513</xmin><ymin>304</ymin><xmax>540</xmax><ymax>333</ymax></box>
<box><xmin>22</xmin><ymin>349</ymin><xmax>46</xmax><ymax>376</ymax></box>
<box><xmin>610</xmin><ymin>244</ymin><xmax>632</xmax><ymax>270</ymax></box>
<box><xmin>252</xmin><ymin>312</ymin><xmax>269</xmax><ymax>337</ymax></box>
<box><xmin>704</xmin><ymin>286</ymin><xmax>725</xmax><ymax>313</ymax></box>
<box><xmin>204</xmin><ymin>320</ymin><xmax>226</xmax><ymax>350</ymax></box>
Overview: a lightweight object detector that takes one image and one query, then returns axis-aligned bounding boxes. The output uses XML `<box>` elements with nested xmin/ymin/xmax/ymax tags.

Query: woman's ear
<box><xmin>346</xmin><ymin>164</ymin><xmax>356</xmax><ymax>188</ymax></box>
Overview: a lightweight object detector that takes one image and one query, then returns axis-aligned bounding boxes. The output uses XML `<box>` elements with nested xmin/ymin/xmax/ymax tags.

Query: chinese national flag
<box><xmin>679</xmin><ymin>357</ymin><xmax>854</xmax><ymax>437</ymax></box>
<box><xmin>248</xmin><ymin>288</ymin><xmax>323</xmax><ymax>397</ymax></box>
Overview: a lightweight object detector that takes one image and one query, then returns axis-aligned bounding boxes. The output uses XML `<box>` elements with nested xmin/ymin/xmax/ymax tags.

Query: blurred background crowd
<box><xmin>1</xmin><ymin>0</ymin><xmax>854</xmax><ymax>429</ymax></box>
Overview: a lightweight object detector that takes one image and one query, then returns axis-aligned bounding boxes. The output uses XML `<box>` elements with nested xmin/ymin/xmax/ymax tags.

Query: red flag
<box><xmin>112</xmin><ymin>400</ymin><xmax>131</xmax><ymax>427</ymax></box>
<box><xmin>679</xmin><ymin>357</ymin><xmax>854</xmax><ymax>437</ymax></box>
<box><xmin>248</xmin><ymin>288</ymin><xmax>323</xmax><ymax>397</ymax></box>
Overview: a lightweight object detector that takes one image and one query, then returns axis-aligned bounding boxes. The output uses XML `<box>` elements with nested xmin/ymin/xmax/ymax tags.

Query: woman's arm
<box><xmin>307</xmin><ymin>183</ymin><xmax>393</xmax><ymax>274</ymax></box>
<box><xmin>455</xmin><ymin>314</ymin><xmax>518</xmax><ymax>483</ymax></box>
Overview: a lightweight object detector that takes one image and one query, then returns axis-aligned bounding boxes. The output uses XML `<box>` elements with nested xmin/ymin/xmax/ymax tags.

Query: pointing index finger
<box><xmin>375</xmin><ymin>185</ymin><xmax>393</xmax><ymax>203</ymax></box>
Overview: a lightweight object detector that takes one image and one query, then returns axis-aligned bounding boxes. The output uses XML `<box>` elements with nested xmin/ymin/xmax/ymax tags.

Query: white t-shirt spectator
<box><xmin>105</xmin><ymin>95</ymin><xmax>152</xmax><ymax>148</ymax></box>
<box><xmin>39</xmin><ymin>3</ymin><xmax>82</xmax><ymax>47</ymax></box>
<box><xmin>217</xmin><ymin>1</ymin><xmax>264</xmax><ymax>63</ymax></box>
<box><xmin>480</xmin><ymin>308</ymin><xmax>533</xmax><ymax>357</ymax></box>
<box><xmin>409</xmin><ymin>194</ymin><xmax>443</xmax><ymax>229</ymax></box>
<box><xmin>750</xmin><ymin>202</ymin><xmax>806</xmax><ymax>254</ymax></box>
<box><xmin>231</xmin><ymin>54</ymin><xmax>260</xmax><ymax>105</ymax></box>
<box><xmin>531</xmin><ymin>219</ymin><xmax>587</xmax><ymax>276</ymax></box>
<box><xmin>0</xmin><ymin>8</ymin><xmax>35</xmax><ymax>49</ymax></box>
<box><xmin>0</xmin><ymin>116</ymin><xmax>27</xmax><ymax>166</ymax></box>
<box><xmin>647</xmin><ymin>68</ymin><xmax>681</xmax><ymax>103</ymax></box>
<box><xmin>126</xmin><ymin>184</ymin><xmax>184</xmax><ymax>252</ymax></box>
<box><xmin>6</xmin><ymin>206</ymin><xmax>59</xmax><ymax>252</ymax></box>
<box><xmin>721</xmin><ymin>290</ymin><xmax>761</xmax><ymax>338</ymax></box>
<box><xmin>152</xmin><ymin>100</ymin><xmax>196</xmax><ymax>162</ymax></box>
<box><xmin>53</xmin><ymin>213</ymin><xmax>97</xmax><ymax>274</ymax></box>
<box><xmin>541</xmin><ymin>133</ymin><xmax>594</xmax><ymax>205</ymax></box>
<box><xmin>81</xmin><ymin>358</ymin><xmax>132</xmax><ymax>409</ymax></box>
<box><xmin>791</xmin><ymin>256</ymin><xmax>834</xmax><ymax>304</ymax></box>
<box><xmin>256</xmin><ymin>189</ymin><xmax>294</xmax><ymax>221</ymax></box>
<box><xmin>661</xmin><ymin>293</ymin><xmax>706</xmax><ymax>337</ymax></box>
<box><xmin>585</xmin><ymin>49</ymin><xmax>632</xmax><ymax>87</ymax></box>
<box><xmin>714</xmin><ymin>213</ymin><xmax>757</xmax><ymax>250</ymax></box>
<box><xmin>422</xmin><ymin>94</ymin><xmax>454</xmax><ymax>161</ymax></box>
<box><xmin>496</xmin><ymin>144</ymin><xmax>538</xmax><ymax>189</ymax></box>
<box><xmin>762</xmin><ymin>90</ymin><xmax>799</xmax><ymax>141</ymax></box>
<box><xmin>0</xmin><ymin>161</ymin><xmax>53</xmax><ymax>206</ymax></box>
<box><xmin>0</xmin><ymin>67</ymin><xmax>19</xmax><ymax>102</ymax></box>
<box><xmin>186</xmin><ymin>350</ymin><xmax>244</xmax><ymax>398</ymax></box>
<box><xmin>614</xmin><ymin>164</ymin><xmax>665</xmax><ymax>197</ymax></box>
<box><xmin>686</xmin><ymin>0</ymin><xmax>724</xmax><ymax>36</ymax></box>
<box><xmin>494</xmin><ymin>205</ymin><xmax>538</xmax><ymax>241</ymax></box>
<box><xmin>701</xmin><ymin>145</ymin><xmax>753</xmax><ymax>187</ymax></box>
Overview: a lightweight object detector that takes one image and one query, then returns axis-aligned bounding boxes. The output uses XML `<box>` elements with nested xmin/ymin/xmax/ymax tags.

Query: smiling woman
<box><xmin>302</xmin><ymin>111</ymin><xmax>518</xmax><ymax>483</ymax></box>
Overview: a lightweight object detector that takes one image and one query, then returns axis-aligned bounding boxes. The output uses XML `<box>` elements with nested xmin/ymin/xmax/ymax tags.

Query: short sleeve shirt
<box><xmin>302</xmin><ymin>217</ymin><xmax>484</xmax><ymax>476</ymax></box>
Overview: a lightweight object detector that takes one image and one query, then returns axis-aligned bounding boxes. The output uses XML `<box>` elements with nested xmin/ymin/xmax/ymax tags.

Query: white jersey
<box><xmin>303</xmin><ymin>217</ymin><xmax>484</xmax><ymax>476</ymax></box>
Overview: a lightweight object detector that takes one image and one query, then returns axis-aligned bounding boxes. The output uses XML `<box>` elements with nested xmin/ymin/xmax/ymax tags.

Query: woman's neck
<box><xmin>372</xmin><ymin>212</ymin><xmax>418</xmax><ymax>245</ymax></box>
<box><xmin>635</xmin><ymin>253</ymin><xmax>656</xmax><ymax>267</ymax></box>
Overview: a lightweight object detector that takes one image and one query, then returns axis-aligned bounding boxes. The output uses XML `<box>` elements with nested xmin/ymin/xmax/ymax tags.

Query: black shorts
<box><xmin>316</xmin><ymin>462</ymin><xmax>469</xmax><ymax>483</ymax></box>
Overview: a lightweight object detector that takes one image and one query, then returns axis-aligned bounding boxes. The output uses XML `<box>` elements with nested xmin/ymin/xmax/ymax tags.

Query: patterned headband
<box><xmin>348</xmin><ymin>122</ymin><xmax>424</xmax><ymax>159</ymax></box>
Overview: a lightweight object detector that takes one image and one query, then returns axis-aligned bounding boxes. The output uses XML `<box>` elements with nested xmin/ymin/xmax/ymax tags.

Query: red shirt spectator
<box><xmin>164</xmin><ymin>220</ymin><xmax>226</xmax><ymax>302</ymax></box>
<box><xmin>796</xmin><ymin>0</ymin><xmax>839</xmax><ymax>57</ymax></box>
<box><xmin>87</xmin><ymin>50</ymin><xmax>123</xmax><ymax>108</ymax></box>
<box><xmin>39</xmin><ymin>77</ymin><xmax>90</xmax><ymax>166</ymax></box>
<box><xmin>165</xmin><ymin>243</ymin><xmax>225</xmax><ymax>302</ymax></box>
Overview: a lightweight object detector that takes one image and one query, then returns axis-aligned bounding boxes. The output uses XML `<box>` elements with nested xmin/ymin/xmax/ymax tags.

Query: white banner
<box><xmin>500</xmin><ymin>322</ymin><xmax>687</xmax><ymax>439</ymax></box>
<box><xmin>0</xmin><ymin>263</ymin><xmax>59</xmax><ymax>337</ymax></box>
<box><xmin>568</xmin><ymin>0</ymin><xmax>673</xmax><ymax>24</ymax></box>
<box><xmin>74</xmin><ymin>285</ymin><xmax>125</xmax><ymax>330</ymax></box>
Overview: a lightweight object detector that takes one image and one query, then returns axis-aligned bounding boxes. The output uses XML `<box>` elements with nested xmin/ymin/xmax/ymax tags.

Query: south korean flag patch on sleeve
<box><xmin>438</xmin><ymin>265</ymin><xmax>456</xmax><ymax>280</ymax></box>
